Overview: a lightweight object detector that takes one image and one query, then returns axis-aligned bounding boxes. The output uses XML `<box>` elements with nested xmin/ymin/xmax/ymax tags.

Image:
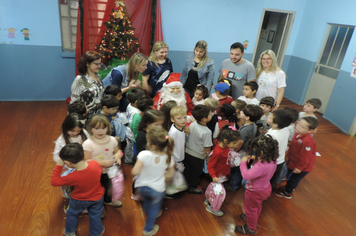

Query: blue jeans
<box><xmin>65</xmin><ymin>196</ymin><xmax>104</xmax><ymax>236</ymax></box>
<box><xmin>229</xmin><ymin>166</ymin><xmax>242</xmax><ymax>190</ymax></box>
<box><xmin>138</xmin><ymin>186</ymin><xmax>165</xmax><ymax>232</ymax></box>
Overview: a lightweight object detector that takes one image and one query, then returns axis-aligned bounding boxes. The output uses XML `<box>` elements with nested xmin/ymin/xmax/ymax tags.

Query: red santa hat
<box><xmin>163</xmin><ymin>73</ymin><xmax>182</xmax><ymax>87</ymax></box>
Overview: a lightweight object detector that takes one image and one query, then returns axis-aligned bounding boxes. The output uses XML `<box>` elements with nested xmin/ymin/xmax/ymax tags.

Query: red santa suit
<box><xmin>153</xmin><ymin>73</ymin><xmax>193</xmax><ymax>115</ymax></box>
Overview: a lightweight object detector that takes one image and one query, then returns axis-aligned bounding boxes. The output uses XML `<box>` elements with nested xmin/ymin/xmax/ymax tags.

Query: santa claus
<box><xmin>153</xmin><ymin>73</ymin><xmax>193</xmax><ymax>115</ymax></box>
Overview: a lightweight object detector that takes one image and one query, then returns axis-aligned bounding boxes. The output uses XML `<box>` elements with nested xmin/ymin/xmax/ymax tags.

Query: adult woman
<box><xmin>103</xmin><ymin>52</ymin><xmax>148</xmax><ymax>112</ymax></box>
<box><xmin>255</xmin><ymin>50</ymin><xmax>286</xmax><ymax>111</ymax></box>
<box><xmin>180</xmin><ymin>40</ymin><xmax>215</xmax><ymax>97</ymax></box>
<box><xmin>71</xmin><ymin>51</ymin><xmax>105</xmax><ymax>122</ymax></box>
<box><xmin>142</xmin><ymin>41</ymin><xmax>173</xmax><ymax>97</ymax></box>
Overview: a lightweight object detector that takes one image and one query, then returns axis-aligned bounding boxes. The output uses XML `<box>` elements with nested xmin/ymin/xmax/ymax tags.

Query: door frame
<box><xmin>251</xmin><ymin>8</ymin><xmax>295</xmax><ymax>68</ymax></box>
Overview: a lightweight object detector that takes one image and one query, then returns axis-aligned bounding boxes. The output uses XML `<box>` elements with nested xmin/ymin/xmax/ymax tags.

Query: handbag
<box><xmin>108</xmin><ymin>164</ymin><xmax>124</xmax><ymax>201</ymax></box>
<box><xmin>166</xmin><ymin>170</ymin><xmax>188</xmax><ymax>195</ymax></box>
<box><xmin>205</xmin><ymin>182</ymin><xmax>226</xmax><ymax>212</ymax></box>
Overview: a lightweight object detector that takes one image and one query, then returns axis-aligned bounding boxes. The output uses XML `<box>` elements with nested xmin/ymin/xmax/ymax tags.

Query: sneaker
<box><xmin>62</xmin><ymin>229</ymin><xmax>76</xmax><ymax>236</ymax></box>
<box><xmin>204</xmin><ymin>198</ymin><xmax>209</xmax><ymax>205</ymax></box>
<box><xmin>273</xmin><ymin>186</ymin><xmax>292</xmax><ymax>199</ymax></box>
<box><xmin>225</xmin><ymin>183</ymin><xmax>238</xmax><ymax>192</ymax></box>
<box><xmin>104</xmin><ymin>200</ymin><xmax>123</xmax><ymax>207</ymax></box>
<box><xmin>206</xmin><ymin>205</ymin><xmax>224</xmax><ymax>217</ymax></box>
<box><xmin>187</xmin><ymin>186</ymin><xmax>203</xmax><ymax>195</ymax></box>
<box><xmin>235</xmin><ymin>224</ymin><xmax>257</xmax><ymax>235</ymax></box>
<box><xmin>142</xmin><ymin>224</ymin><xmax>159</xmax><ymax>236</ymax></box>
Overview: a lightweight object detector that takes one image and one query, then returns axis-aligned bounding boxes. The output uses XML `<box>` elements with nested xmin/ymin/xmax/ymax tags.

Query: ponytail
<box><xmin>146</xmin><ymin>127</ymin><xmax>175</xmax><ymax>165</ymax></box>
<box><xmin>165</xmin><ymin>137</ymin><xmax>175</xmax><ymax>165</ymax></box>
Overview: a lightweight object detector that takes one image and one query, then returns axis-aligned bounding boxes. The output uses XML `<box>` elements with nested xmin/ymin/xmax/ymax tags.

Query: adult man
<box><xmin>219</xmin><ymin>42</ymin><xmax>256</xmax><ymax>99</ymax></box>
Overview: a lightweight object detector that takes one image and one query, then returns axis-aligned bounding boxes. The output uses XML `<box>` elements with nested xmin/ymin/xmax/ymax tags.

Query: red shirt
<box><xmin>51</xmin><ymin>161</ymin><xmax>104</xmax><ymax>201</ymax></box>
<box><xmin>207</xmin><ymin>143</ymin><xmax>231</xmax><ymax>178</ymax></box>
<box><xmin>287</xmin><ymin>133</ymin><xmax>317</xmax><ymax>172</ymax></box>
<box><xmin>218</xmin><ymin>96</ymin><xmax>233</xmax><ymax>107</ymax></box>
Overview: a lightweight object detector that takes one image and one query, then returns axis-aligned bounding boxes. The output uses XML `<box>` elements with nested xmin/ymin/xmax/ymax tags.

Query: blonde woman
<box><xmin>180</xmin><ymin>40</ymin><xmax>215</xmax><ymax>97</ymax></box>
<box><xmin>142</xmin><ymin>41</ymin><xmax>173</xmax><ymax>97</ymax></box>
<box><xmin>103</xmin><ymin>52</ymin><xmax>148</xmax><ymax>111</ymax></box>
<box><xmin>255</xmin><ymin>50</ymin><xmax>286</xmax><ymax>111</ymax></box>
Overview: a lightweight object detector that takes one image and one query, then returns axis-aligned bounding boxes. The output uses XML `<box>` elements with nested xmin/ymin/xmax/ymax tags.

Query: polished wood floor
<box><xmin>0</xmin><ymin>99</ymin><xmax>355</xmax><ymax>236</ymax></box>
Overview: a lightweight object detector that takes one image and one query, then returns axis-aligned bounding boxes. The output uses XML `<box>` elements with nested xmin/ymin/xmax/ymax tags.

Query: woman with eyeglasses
<box><xmin>255</xmin><ymin>50</ymin><xmax>286</xmax><ymax>111</ymax></box>
<box><xmin>70</xmin><ymin>51</ymin><xmax>105</xmax><ymax>124</ymax></box>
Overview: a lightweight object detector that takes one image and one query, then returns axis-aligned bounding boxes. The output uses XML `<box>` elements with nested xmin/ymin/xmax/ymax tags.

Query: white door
<box><xmin>305</xmin><ymin>25</ymin><xmax>354</xmax><ymax>114</ymax></box>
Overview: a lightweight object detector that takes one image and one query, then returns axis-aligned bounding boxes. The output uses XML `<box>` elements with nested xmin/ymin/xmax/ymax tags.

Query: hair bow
<box><xmin>229</xmin><ymin>126</ymin><xmax>237</xmax><ymax>131</ymax></box>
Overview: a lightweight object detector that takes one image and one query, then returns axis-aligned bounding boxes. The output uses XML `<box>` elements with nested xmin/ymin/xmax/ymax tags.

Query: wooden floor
<box><xmin>1</xmin><ymin>99</ymin><xmax>355</xmax><ymax>236</ymax></box>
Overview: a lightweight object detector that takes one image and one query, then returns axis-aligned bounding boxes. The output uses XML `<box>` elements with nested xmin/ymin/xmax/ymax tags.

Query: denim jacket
<box><xmin>102</xmin><ymin>64</ymin><xmax>128</xmax><ymax>88</ymax></box>
<box><xmin>180</xmin><ymin>54</ymin><xmax>215</xmax><ymax>93</ymax></box>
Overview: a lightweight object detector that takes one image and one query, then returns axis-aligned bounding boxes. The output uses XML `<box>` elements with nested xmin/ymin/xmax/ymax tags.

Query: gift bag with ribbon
<box><xmin>227</xmin><ymin>149</ymin><xmax>241</xmax><ymax>167</ymax></box>
<box><xmin>166</xmin><ymin>170</ymin><xmax>188</xmax><ymax>195</ymax></box>
<box><xmin>205</xmin><ymin>182</ymin><xmax>226</xmax><ymax>212</ymax></box>
<box><xmin>108</xmin><ymin>164</ymin><xmax>124</xmax><ymax>201</ymax></box>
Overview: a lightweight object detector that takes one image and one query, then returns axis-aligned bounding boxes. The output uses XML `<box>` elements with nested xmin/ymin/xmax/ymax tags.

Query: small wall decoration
<box><xmin>267</xmin><ymin>30</ymin><xmax>275</xmax><ymax>43</ymax></box>
<box><xmin>352</xmin><ymin>53</ymin><xmax>356</xmax><ymax>67</ymax></box>
<box><xmin>243</xmin><ymin>40</ymin><xmax>249</xmax><ymax>50</ymax></box>
<box><xmin>350</xmin><ymin>67</ymin><xmax>356</xmax><ymax>78</ymax></box>
<box><xmin>260</xmin><ymin>29</ymin><xmax>268</xmax><ymax>40</ymax></box>
<box><xmin>8</xmin><ymin>28</ymin><xmax>16</xmax><ymax>38</ymax></box>
<box><xmin>21</xmin><ymin>28</ymin><xmax>30</xmax><ymax>40</ymax></box>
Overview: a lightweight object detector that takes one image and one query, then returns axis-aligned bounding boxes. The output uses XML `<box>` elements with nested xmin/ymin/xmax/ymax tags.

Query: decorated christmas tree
<box><xmin>97</xmin><ymin>0</ymin><xmax>140</xmax><ymax>61</ymax></box>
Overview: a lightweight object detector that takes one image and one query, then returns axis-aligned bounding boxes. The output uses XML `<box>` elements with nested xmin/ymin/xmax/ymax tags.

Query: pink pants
<box><xmin>243</xmin><ymin>185</ymin><xmax>271</xmax><ymax>231</ymax></box>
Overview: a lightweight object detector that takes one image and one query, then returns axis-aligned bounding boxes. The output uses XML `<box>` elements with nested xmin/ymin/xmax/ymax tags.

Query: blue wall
<box><xmin>1</xmin><ymin>0</ymin><xmax>356</xmax><ymax>133</ymax></box>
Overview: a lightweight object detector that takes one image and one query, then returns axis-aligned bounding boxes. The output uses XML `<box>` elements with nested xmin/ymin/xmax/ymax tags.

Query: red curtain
<box><xmin>75</xmin><ymin>0</ymin><xmax>163</xmax><ymax>75</ymax></box>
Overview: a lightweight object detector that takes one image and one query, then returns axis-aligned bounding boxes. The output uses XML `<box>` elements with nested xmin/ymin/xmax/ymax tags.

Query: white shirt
<box><xmin>125</xmin><ymin>104</ymin><xmax>140</xmax><ymax>124</ymax></box>
<box><xmin>255</xmin><ymin>70</ymin><xmax>286</xmax><ymax>102</ymax></box>
<box><xmin>135</xmin><ymin>150</ymin><xmax>175</xmax><ymax>192</ymax></box>
<box><xmin>266</xmin><ymin>128</ymin><xmax>289</xmax><ymax>165</ymax></box>
<box><xmin>168</xmin><ymin>124</ymin><xmax>185</xmax><ymax>163</ymax></box>
<box><xmin>237</xmin><ymin>96</ymin><xmax>260</xmax><ymax>105</ymax></box>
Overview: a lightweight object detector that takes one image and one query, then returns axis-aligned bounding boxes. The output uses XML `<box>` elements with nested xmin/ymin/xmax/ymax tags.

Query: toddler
<box><xmin>205</xmin><ymin>126</ymin><xmax>241</xmax><ymax>216</ymax></box>
<box><xmin>192</xmin><ymin>84</ymin><xmax>209</xmax><ymax>106</ymax></box>
<box><xmin>235</xmin><ymin>135</ymin><xmax>278</xmax><ymax>235</ymax></box>
<box><xmin>231</xmin><ymin>99</ymin><xmax>247</xmax><ymax>129</ymax></box>
<box><xmin>204</xmin><ymin>97</ymin><xmax>220</xmax><ymax>139</ymax></box>
<box><xmin>238</xmin><ymin>81</ymin><xmax>260</xmax><ymax>105</ymax></box>
<box><xmin>256</xmin><ymin>96</ymin><xmax>274</xmax><ymax>135</ymax></box>
<box><xmin>132</xmin><ymin>128</ymin><xmax>175</xmax><ymax>236</ymax></box>
<box><xmin>160</xmin><ymin>100</ymin><xmax>177</xmax><ymax>132</ymax></box>
<box><xmin>211</xmin><ymin>82</ymin><xmax>233</xmax><ymax>106</ymax></box>
<box><xmin>298</xmin><ymin>98</ymin><xmax>322</xmax><ymax>121</ymax></box>
<box><xmin>213</xmin><ymin>104</ymin><xmax>238</xmax><ymax>140</ymax></box>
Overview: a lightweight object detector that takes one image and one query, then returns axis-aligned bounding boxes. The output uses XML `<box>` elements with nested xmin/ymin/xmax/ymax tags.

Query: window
<box><xmin>317</xmin><ymin>24</ymin><xmax>354</xmax><ymax>79</ymax></box>
<box><xmin>58</xmin><ymin>0</ymin><xmax>79</xmax><ymax>53</ymax></box>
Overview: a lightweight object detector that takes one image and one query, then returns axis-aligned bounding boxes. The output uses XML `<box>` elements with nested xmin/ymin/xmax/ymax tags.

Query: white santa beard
<box><xmin>161</xmin><ymin>89</ymin><xmax>187</xmax><ymax>110</ymax></box>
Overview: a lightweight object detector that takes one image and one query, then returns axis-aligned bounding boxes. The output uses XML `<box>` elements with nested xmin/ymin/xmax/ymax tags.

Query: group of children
<box><xmin>51</xmin><ymin>72</ymin><xmax>322</xmax><ymax>236</ymax></box>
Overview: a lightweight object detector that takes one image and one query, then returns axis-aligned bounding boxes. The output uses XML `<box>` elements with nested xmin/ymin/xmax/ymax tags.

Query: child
<box><xmin>104</xmin><ymin>84</ymin><xmax>123</xmax><ymax>101</ymax></box>
<box><xmin>231</xmin><ymin>99</ymin><xmax>247</xmax><ymax>129</ymax></box>
<box><xmin>238</xmin><ymin>81</ymin><xmax>260</xmax><ymax>105</ymax></box>
<box><xmin>99</xmin><ymin>95</ymin><xmax>123</xmax><ymax>143</ymax></box>
<box><xmin>67</xmin><ymin>101</ymin><xmax>88</xmax><ymax>119</ymax></box>
<box><xmin>124</xmin><ymin>88</ymin><xmax>145</xmax><ymax>165</ymax></box>
<box><xmin>160</xmin><ymin>100</ymin><xmax>177</xmax><ymax>132</ymax></box>
<box><xmin>205</xmin><ymin>126</ymin><xmax>241</xmax><ymax>216</ymax></box>
<box><xmin>134</xmin><ymin>109</ymin><xmax>165</xmax><ymax>165</ymax></box>
<box><xmin>256</xmin><ymin>96</ymin><xmax>274</xmax><ymax>135</ymax></box>
<box><xmin>211</xmin><ymin>82</ymin><xmax>233</xmax><ymax>107</ymax></box>
<box><xmin>266</xmin><ymin>109</ymin><xmax>293</xmax><ymax>186</ymax></box>
<box><xmin>132</xmin><ymin>127</ymin><xmax>175</xmax><ymax>236</ymax></box>
<box><xmin>274</xmin><ymin>117</ymin><xmax>318</xmax><ymax>199</ymax></box>
<box><xmin>83</xmin><ymin>115</ymin><xmax>123</xmax><ymax>207</ymax></box>
<box><xmin>53</xmin><ymin>113</ymin><xmax>90</xmax><ymax>163</ymax></box>
<box><xmin>284</xmin><ymin>107</ymin><xmax>299</xmax><ymax>142</ymax></box>
<box><xmin>235</xmin><ymin>135</ymin><xmax>278</xmax><ymax>235</ymax></box>
<box><xmin>213</xmin><ymin>104</ymin><xmax>238</xmax><ymax>140</ymax></box>
<box><xmin>153</xmin><ymin>73</ymin><xmax>193</xmax><ymax>115</ymax></box>
<box><xmin>226</xmin><ymin>105</ymin><xmax>263</xmax><ymax>192</ymax></box>
<box><xmin>168</xmin><ymin>106</ymin><xmax>188</xmax><ymax>172</ymax></box>
<box><xmin>184</xmin><ymin>105</ymin><xmax>213</xmax><ymax>194</ymax></box>
<box><xmin>131</xmin><ymin>97</ymin><xmax>154</xmax><ymax>155</ymax></box>
<box><xmin>51</xmin><ymin>143</ymin><xmax>105</xmax><ymax>236</ymax></box>
<box><xmin>192</xmin><ymin>84</ymin><xmax>209</xmax><ymax>106</ymax></box>
<box><xmin>204</xmin><ymin>97</ymin><xmax>220</xmax><ymax>139</ymax></box>
<box><xmin>298</xmin><ymin>98</ymin><xmax>322</xmax><ymax>121</ymax></box>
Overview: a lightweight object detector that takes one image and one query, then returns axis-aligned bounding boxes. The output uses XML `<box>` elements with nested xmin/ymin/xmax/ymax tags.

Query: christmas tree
<box><xmin>97</xmin><ymin>0</ymin><xmax>140</xmax><ymax>61</ymax></box>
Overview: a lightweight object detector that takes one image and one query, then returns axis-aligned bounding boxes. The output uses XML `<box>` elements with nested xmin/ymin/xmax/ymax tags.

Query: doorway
<box><xmin>252</xmin><ymin>9</ymin><xmax>295</xmax><ymax>68</ymax></box>
<box><xmin>304</xmin><ymin>24</ymin><xmax>354</xmax><ymax>114</ymax></box>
